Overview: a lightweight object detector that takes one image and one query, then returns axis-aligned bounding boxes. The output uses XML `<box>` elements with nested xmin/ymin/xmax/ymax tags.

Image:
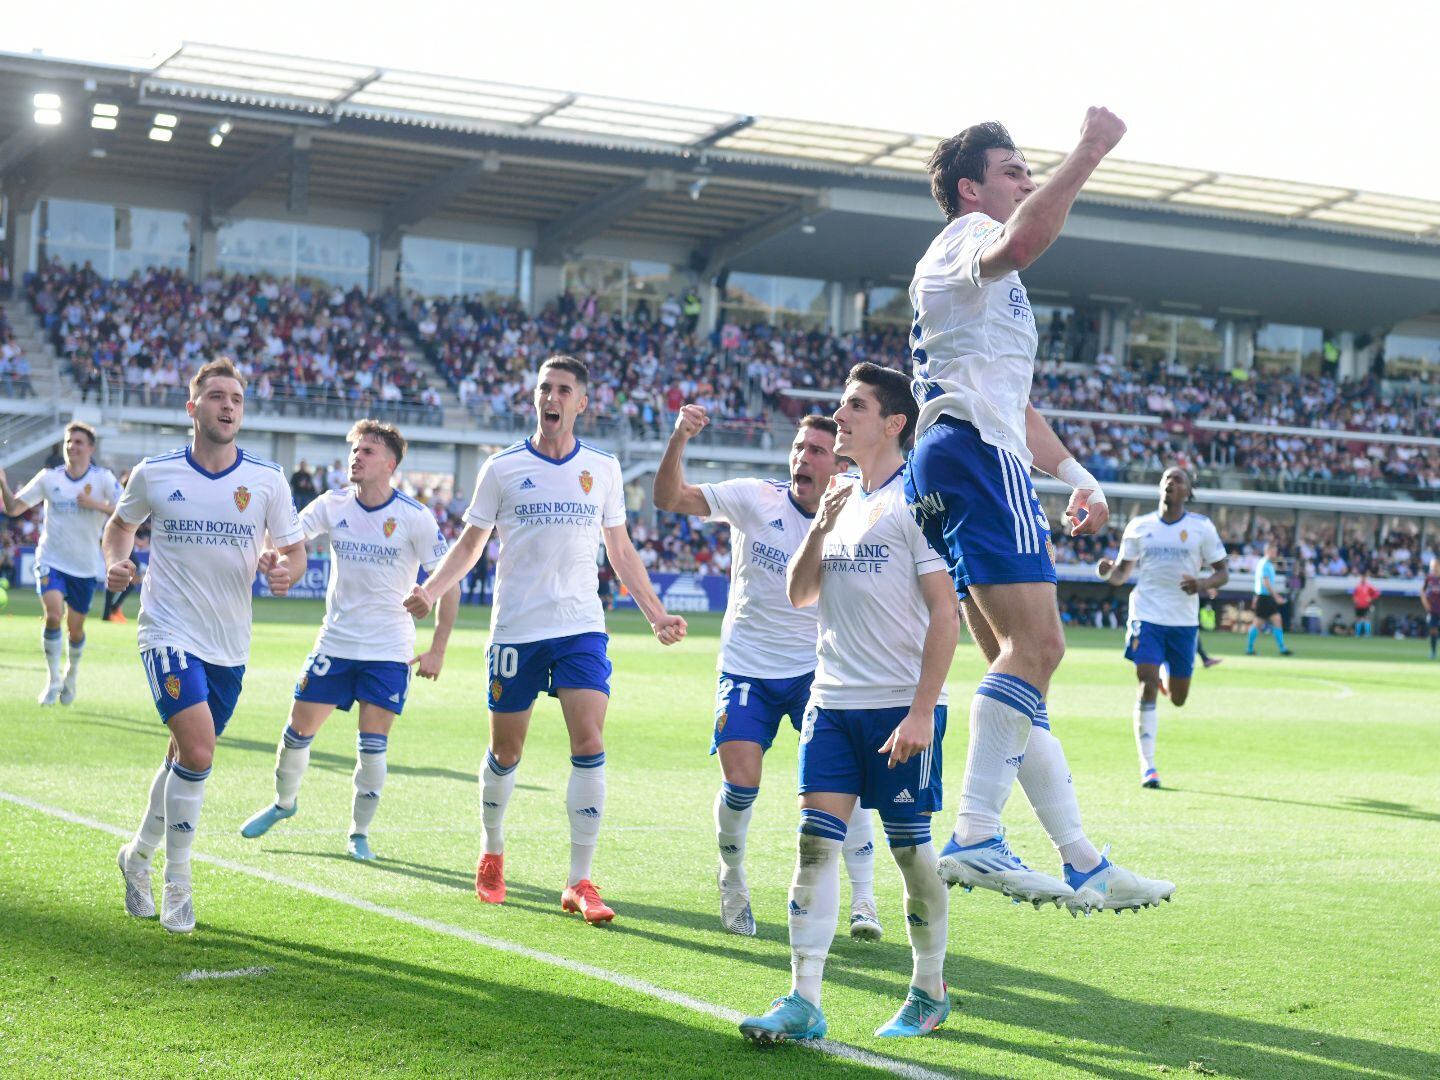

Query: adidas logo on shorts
<box><xmin>167</xmin><ymin>489</ymin><xmax>185</xmax><ymax>502</ymax></box>
<box><xmin>520</xmin><ymin>477</ymin><xmax>537</xmax><ymax>490</ymax></box>
<box><xmin>768</xmin><ymin>518</ymin><xmax>784</xmax><ymax>531</ymax></box>
<box><xmin>893</xmin><ymin>788</ymin><xmax>915</xmax><ymax>804</ymax></box>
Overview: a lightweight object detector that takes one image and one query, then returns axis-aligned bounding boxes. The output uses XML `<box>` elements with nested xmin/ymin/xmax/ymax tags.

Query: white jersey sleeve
<box><xmin>1118</xmin><ymin>517</ymin><xmax>1145</xmax><ymax>563</ymax></box>
<box><xmin>700</xmin><ymin>478</ymin><xmax>762</xmax><ymax>531</ymax></box>
<box><xmin>602</xmin><ymin>456</ymin><xmax>625</xmax><ymax>528</ymax></box>
<box><xmin>1200</xmin><ymin>518</ymin><xmax>1227</xmax><ymax>565</ymax></box>
<box><xmin>810</xmin><ymin>471</ymin><xmax>949</xmax><ymax>709</ymax></box>
<box><xmin>14</xmin><ymin>470</ymin><xmax>47</xmax><ymax>510</ymax></box>
<box><xmin>116</xmin><ymin>463</ymin><xmax>152</xmax><ymax>525</ymax></box>
<box><xmin>263</xmin><ymin>474</ymin><xmax>303</xmax><ymax>549</ymax></box>
<box><xmin>412</xmin><ymin>508</ymin><xmax>449</xmax><ymax>573</ymax></box>
<box><xmin>464</xmin><ymin>457</ymin><xmax>503</xmax><ymax>530</ymax></box>
<box><xmin>937</xmin><ymin>213</ymin><xmax>1008</xmax><ymax>288</ymax></box>
<box><xmin>300</xmin><ymin>493</ymin><xmax>331</xmax><ymax>542</ymax></box>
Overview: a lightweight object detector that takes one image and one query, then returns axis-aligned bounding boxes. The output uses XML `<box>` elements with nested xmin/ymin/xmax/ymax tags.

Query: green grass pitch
<box><xmin>2</xmin><ymin>588</ymin><xmax>1438</xmax><ymax>1078</ymax></box>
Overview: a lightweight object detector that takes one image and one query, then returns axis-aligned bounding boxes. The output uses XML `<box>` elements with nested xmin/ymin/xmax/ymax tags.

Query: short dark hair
<box><xmin>798</xmin><ymin>415</ymin><xmax>838</xmax><ymax>438</ymax></box>
<box><xmin>64</xmin><ymin>420</ymin><xmax>97</xmax><ymax>445</ymax></box>
<box><xmin>845</xmin><ymin>363</ymin><xmax>918</xmax><ymax>450</ymax></box>
<box><xmin>190</xmin><ymin>357</ymin><xmax>246</xmax><ymax>400</ymax></box>
<box><xmin>927</xmin><ymin>122</ymin><xmax>1019</xmax><ymax>221</ymax></box>
<box><xmin>540</xmin><ymin>354</ymin><xmax>589</xmax><ymax>387</ymax></box>
<box><xmin>348</xmin><ymin>419</ymin><xmax>407</xmax><ymax>466</ymax></box>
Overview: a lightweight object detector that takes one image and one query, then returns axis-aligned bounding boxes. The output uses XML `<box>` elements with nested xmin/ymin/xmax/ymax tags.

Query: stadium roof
<box><xmin>3</xmin><ymin>42</ymin><xmax>1440</xmax><ymax>245</ymax></box>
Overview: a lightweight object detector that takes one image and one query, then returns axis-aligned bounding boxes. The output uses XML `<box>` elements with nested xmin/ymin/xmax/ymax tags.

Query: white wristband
<box><xmin>1056</xmin><ymin>458</ymin><xmax>1106</xmax><ymax>503</ymax></box>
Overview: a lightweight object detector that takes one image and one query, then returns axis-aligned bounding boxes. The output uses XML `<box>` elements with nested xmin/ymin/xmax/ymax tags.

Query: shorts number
<box><xmin>717</xmin><ymin>678</ymin><xmax>751</xmax><ymax>708</ymax></box>
<box><xmin>307</xmin><ymin>653</ymin><xmax>332</xmax><ymax>677</ymax></box>
<box><xmin>489</xmin><ymin>645</ymin><xmax>518</xmax><ymax>679</ymax></box>
<box><xmin>799</xmin><ymin>705</ymin><xmax>817</xmax><ymax>746</ymax></box>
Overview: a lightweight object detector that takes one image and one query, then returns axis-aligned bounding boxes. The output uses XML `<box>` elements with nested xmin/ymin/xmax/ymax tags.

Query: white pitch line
<box><xmin>180</xmin><ymin>966</ymin><xmax>273</xmax><ymax>981</ymax></box>
<box><xmin>1</xmin><ymin>791</ymin><xmax>955</xmax><ymax>1080</ymax></box>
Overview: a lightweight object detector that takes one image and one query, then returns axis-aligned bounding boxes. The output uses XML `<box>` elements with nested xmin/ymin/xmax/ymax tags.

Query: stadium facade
<box><xmin>2</xmin><ymin>43</ymin><xmax>1439</xmax><ymax>623</ymax></box>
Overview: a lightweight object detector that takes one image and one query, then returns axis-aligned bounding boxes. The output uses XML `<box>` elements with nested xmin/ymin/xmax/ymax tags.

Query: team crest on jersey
<box><xmin>164</xmin><ymin>674</ymin><xmax>181</xmax><ymax>700</ymax></box>
<box><xmin>1180</xmin><ymin>529</ymin><xmax>1188</xmax><ymax>542</ymax></box>
<box><xmin>383</xmin><ymin>517</ymin><xmax>398</xmax><ymax>538</ymax></box>
<box><xmin>83</xmin><ymin>483</ymin><xmax>92</xmax><ymax>495</ymax></box>
<box><xmin>867</xmin><ymin>504</ymin><xmax>885</xmax><ymax>530</ymax></box>
<box><xmin>233</xmin><ymin>485</ymin><xmax>251</xmax><ymax>512</ymax></box>
<box><xmin>578</xmin><ymin>470</ymin><xmax>594</xmax><ymax>494</ymax></box>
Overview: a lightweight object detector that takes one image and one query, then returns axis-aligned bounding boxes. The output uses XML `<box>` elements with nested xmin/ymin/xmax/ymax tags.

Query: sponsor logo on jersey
<box><xmin>336</xmin><ymin>519</ymin><xmax>349</xmax><ymax>529</ymax></box>
<box><xmin>383</xmin><ymin>517</ymin><xmax>397</xmax><ymax>538</ymax></box>
<box><xmin>164</xmin><ymin>674</ymin><xmax>181</xmax><ymax>700</ymax></box>
<box><xmin>867</xmin><ymin>504</ymin><xmax>884</xmax><ymax>530</ymax></box>
<box><xmin>167</xmin><ymin>489</ymin><xmax>186</xmax><ymax>502</ymax></box>
<box><xmin>768</xmin><ymin>517</ymin><xmax>784</xmax><ymax>532</ymax></box>
<box><xmin>233</xmin><ymin>485</ymin><xmax>251</xmax><ymax>512</ymax></box>
<box><xmin>893</xmin><ymin>788</ymin><xmax>915</xmax><ymax>804</ymax></box>
<box><xmin>520</xmin><ymin>477</ymin><xmax>536</xmax><ymax>490</ymax></box>
<box><xmin>578</xmin><ymin>469</ymin><xmax>593</xmax><ymax>494</ymax></box>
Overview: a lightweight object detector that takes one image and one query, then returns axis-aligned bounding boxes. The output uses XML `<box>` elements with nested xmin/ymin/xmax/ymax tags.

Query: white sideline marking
<box><xmin>1299</xmin><ymin>677</ymin><xmax>1354</xmax><ymax>700</ymax></box>
<box><xmin>2</xmin><ymin>791</ymin><xmax>954</xmax><ymax>1080</ymax></box>
<box><xmin>181</xmin><ymin>966</ymin><xmax>273</xmax><ymax>981</ymax></box>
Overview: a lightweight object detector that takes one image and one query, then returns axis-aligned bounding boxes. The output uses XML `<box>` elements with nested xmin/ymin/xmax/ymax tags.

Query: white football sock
<box><xmin>42</xmin><ymin>629</ymin><xmax>62</xmax><ymax>683</ymax></box>
<box><xmin>567</xmin><ymin>752</ymin><xmax>606</xmax><ymax>885</ymax></box>
<box><xmin>843</xmin><ymin>804</ymin><xmax>875</xmax><ymax>904</ymax></box>
<box><xmin>790</xmin><ymin>810</ymin><xmax>846</xmax><ymax>1006</ymax></box>
<box><xmin>274</xmin><ymin>725</ymin><xmax>314</xmax><ymax>810</ymax></box>
<box><xmin>1018</xmin><ymin>721</ymin><xmax>1101</xmax><ymax>872</ymax></box>
<box><xmin>130</xmin><ymin>760</ymin><xmax>171</xmax><ymax>864</ymax></box>
<box><xmin>480</xmin><ymin>749</ymin><xmax>519</xmax><ymax>855</ymax></box>
<box><xmin>164</xmin><ymin>762</ymin><xmax>210</xmax><ymax>885</ymax></box>
<box><xmin>64</xmin><ymin>635</ymin><xmax>84</xmax><ymax>683</ymax></box>
<box><xmin>891</xmin><ymin>840</ymin><xmax>948</xmax><ymax>998</ymax></box>
<box><xmin>1134</xmin><ymin>700</ymin><xmax>1158</xmax><ymax>773</ymax></box>
<box><xmin>715</xmin><ymin>782</ymin><xmax>758</xmax><ymax>888</ymax></box>
<box><xmin>350</xmin><ymin>733</ymin><xmax>388</xmax><ymax>836</ymax></box>
<box><xmin>956</xmin><ymin>674</ymin><xmax>1040</xmax><ymax>845</ymax></box>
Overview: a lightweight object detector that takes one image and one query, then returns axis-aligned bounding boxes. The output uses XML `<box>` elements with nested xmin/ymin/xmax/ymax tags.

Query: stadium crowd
<box><xmin>6</xmin><ymin>262</ymin><xmax>1440</xmax><ymax>497</ymax></box>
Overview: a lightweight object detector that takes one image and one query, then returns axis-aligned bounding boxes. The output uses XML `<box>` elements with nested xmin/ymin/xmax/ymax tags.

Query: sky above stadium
<box><xmin>5</xmin><ymin>0</ymin><xmax>1439</xmax><ymax>201</ymax></box>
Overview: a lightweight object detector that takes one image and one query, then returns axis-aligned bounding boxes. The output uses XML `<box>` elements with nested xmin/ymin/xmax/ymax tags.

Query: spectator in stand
<box><xmin>290</xmin><ymin>459</ymin><xmax>318</xmax><ymax>511</ymax></box>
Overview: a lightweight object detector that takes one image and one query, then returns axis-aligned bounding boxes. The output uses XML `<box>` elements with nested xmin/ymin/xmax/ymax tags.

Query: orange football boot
<box><xmin>475</xmin><ymin>853</ymin><xmax>506</xmax><ymax>904</ymax></box>
<box><xmin>561</xmin><ymin>879</ymin><xmax>614</xmax><ymax>924</ymax></box>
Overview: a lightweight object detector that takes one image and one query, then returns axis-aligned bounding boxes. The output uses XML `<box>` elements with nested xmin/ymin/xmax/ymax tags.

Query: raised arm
<box><xmin>653</xmin><ymin>404</ymin><xmax>713</xmax><ymax>516</ymax></box>
<box><xmin>0</xmin><ymin>467</ymin><xmax>36</xmax><ymax>518</ymax></box>
<box><xmin>979</xmin><ymin>107</ymin><xmax>1126</xmax><ymax>277</ymax></box>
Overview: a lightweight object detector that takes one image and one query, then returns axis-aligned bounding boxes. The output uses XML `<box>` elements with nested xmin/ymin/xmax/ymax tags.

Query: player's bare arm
<box><xmin>1097</xmin><ymin>557</ymin><xmax>1136</xmax><ymax>586</ymax></box>
<box><xmin>880</xmin><ymin>572</ymin><xmax>959</xmax><ymax>768</ymax></box>
<box><xmin>413</xmin><ymin>584</ymin><xmax>461</xmax><ymax>679</ymax></box>
<box><xmin>1025</xmin><ymin>405</ymin><xmax>1109</xmax><ymax>537</ymax></box>
<box><xmin>602</xmin><ymin>523</ymin><xmax>687</xmax><ymax>645</ymax></box>
<box><xmin>1181</xmin><ymin>558</ymin><xmax>1229</xmax><ymax>595</ymax></box>
<box><xmin>980</xmin><ymin>107</ymin><xmax>1127</xmax><ymax>277</ymax></box>
<box><xmin>404</xmin><ymin>522</ymin><xmax>491</xmax><ymax>619</ymax></box>
<box><xmin>652</xmin><ymin>404</ymin><xmax>713</xmax><ymax>517</ymax></box>
<box><xmin>786</xmin><ymin>479</ymin><xmax>851</xmax><ymax>608</ymax></box>
<box><xmin>258</xmin><ymin>541</ymin><xmax>307</xmax><ymax>598</ymax></box>
<box><xmin>102</xmin><ymin>513</ymin><xmax>141</xmax><ymax>590</ymax></box>
<box><xmin>0</xmin><ymin>467</ymin><xmax>34</xmax><ymax>517</ymax></box>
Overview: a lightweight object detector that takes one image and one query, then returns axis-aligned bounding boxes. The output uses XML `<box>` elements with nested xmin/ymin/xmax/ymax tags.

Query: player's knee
<box><xmin>1171</xmin><ymin>688</ymin><xmax>1189</xmax><ymax>707</ymax></box>
<box><xmin>175</xmin><ymin>746</ymin><xmax>214</xmax><ymax>772</ymax></box>
<box><xmin>569</xmin><ymin>733</ymin><xmax>604</xmax><ymax>758</ymax></box>
<box><xmin>1032</xmin><ymin>627</ymin><xmax>1066</xmax><ymax>674</ymax></box>
<box><xmin>488</xmin><ymin>746</ymin><xmax>521</xmax><ymax>770</ymax></box>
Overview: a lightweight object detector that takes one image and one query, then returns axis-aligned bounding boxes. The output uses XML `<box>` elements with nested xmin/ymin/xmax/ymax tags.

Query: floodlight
<box><xmin>33</xmin><ymin>92</ymin><xmax>61</xmax><ymax>109</ymax></box>
<box><xmin>148</xmin><ymin>127</ymin><xmax>173</xmax><ymax>142</ymax></box>
<box><xmin>153</xmin><ymin>112</ymin><xmax>178</xmax><ymax>128</ymax></box>
<box><xmin>34</xmin><ymin>109</ymin><xmax>62</xmax><ymax>126</ymax></box>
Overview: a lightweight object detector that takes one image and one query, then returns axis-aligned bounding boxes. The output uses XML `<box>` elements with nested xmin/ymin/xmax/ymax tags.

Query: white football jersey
<box><xmin>17</xmin><ymin>463</ymin><xmax>122</xmax><ymax>579</ymax></box>
<box><xmin>465</xmin><ymin>438</ymin><xmax>625</xmax><ymax>645</ymax></box>
<box><xmin>810</xmin><ymin>469</ymin><xmax>950</xmax><ymax>709</ymax></box>
<box><xmin>1118</xmin><ymin>511</ymin><xmax>1227</xmax><ymax>627</ymax></box>
<box><xmin>700</xmin><ymin>477</ymin><xmax>819</xmax><ymax>679</ymax></box>
<box><xmin>116</xmin><ymin>447</ymin><xmax>303</xmax><ymax>666</ymax></box>
<box><xmin>302</xmin><ymin>487</ymin><xmax>449</xmax><ymax>663</ymax></box>
<box><xmin>910</xmin><ymin>212</ymin><xmax>1040</xmax><ymax>468</ymax></box>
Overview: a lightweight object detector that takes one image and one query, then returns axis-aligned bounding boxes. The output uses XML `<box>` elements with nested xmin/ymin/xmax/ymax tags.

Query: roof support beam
<box><xmin>0</xmin><ymin>129</ymin><xmax>47</xmax><ymax>177</ymax></box>
<box><xmin>205</xmin><ymin>131</ymin><xmax>308</xmax><ymax>225</ymax></box>
<box><xmin>697</xmin><ymin>192</ymin><xmax>830</xmax><ymax>278</ymax></box>
<box><xmin>288</xmin><ymin>133</ymin><xmax>311</xmax><ymax>215</ymax></box>
<box><xmin>378</xmin><ymin>152</ymin><xmax>500</xmax><ymax>245</ymax></box>
<box><xmin>6</xmin><ymin>130</ymin><xmax>96</xmax><ymax>212</ymax></box>
<box><xmin>535</xmin><ymin>170</ymin><xmax>677</xmax><ymax>261</ymax></box>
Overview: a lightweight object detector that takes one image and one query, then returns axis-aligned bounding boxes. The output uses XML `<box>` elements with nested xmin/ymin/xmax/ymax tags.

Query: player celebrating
<box><xmin>906</xmin><ymin>113</ymin><xmax>1173</xmax><ymax>913</ymax></box>
<box><xmin>1423</xmin><ymin>558</ymin><xmax>1440</xmax><ymax>660</ymax></box>
<box><xmin>404</xmin><ymin>355</ymin><xmax>686</xmax><ymax>925</ymax></box>
<box><xmin>239</xmin><ymin>420</ymin><xmax>460</xmax><ymax>860</ymax></box>
<box><xmin>1096</xmin><ymin>467</ymin><xmax>1229</xmax><ymax>789</ymax></box>
<box><xmin>653</xmin><ymin>407</ymin><xmax>883</xmax><ymax>940</ymax></box>
<box><xmin>107</xmin><ymin>359</ymin><xmax>305</xmax><ymax>934</ymax></box>
<box><xmin>0</xmin><ymin>421</ymin><xmax>121</xmax><ymax>705</ymax></box>
<box><xmin>739</xmin><ymin>364</ymin><xmax>959</xmax><ymax>1043</ymax></box>
<box><xmin>1248</xmin><ymin>541</ymin><xmax>1292</xmax><ymax>656</ymax></box>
